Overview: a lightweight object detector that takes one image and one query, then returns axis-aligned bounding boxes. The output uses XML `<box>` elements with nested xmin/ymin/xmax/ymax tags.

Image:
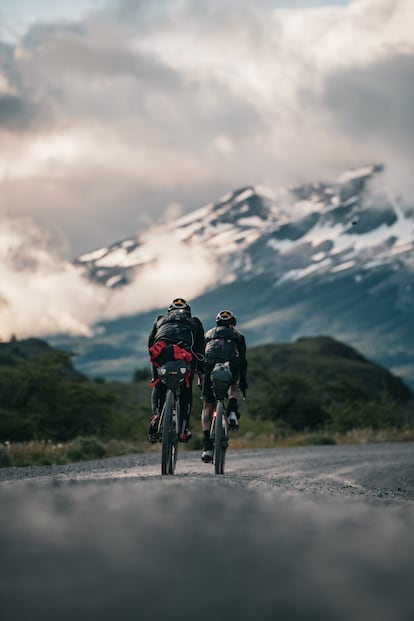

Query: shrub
<box><xmin>246</xmin><ymin>374</ymin><xmax>328</xmax><ymax>431</ymax></box>
<box><xmin>132</xmin><ymin>368</ymin><xmax>151</xmax><ymax>383</ymax></box>
<box><xmin>326</xmin><ymin>399</ymin><xmax>407</xmax><ymax>433</ymax></box>
<box><xmin>0</xmin><ymin>443</ymin><xmax>11</xmax><ymax>467</ymax></box>
<box><xmin>297</xmin><ymin>434</ymin><xmax>336</xmax><ymax>446</ymax></box>
<box><xmin>66</xmin><ymin>437</ymin><xmax>107</xmax><ymax>462</ymax></box>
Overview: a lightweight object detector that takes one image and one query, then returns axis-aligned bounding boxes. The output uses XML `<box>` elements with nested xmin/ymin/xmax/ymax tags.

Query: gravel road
<box><xmin>2</xmin><ymin>442</ymin><xmax>414</xmax><ymax>621</ymax></box>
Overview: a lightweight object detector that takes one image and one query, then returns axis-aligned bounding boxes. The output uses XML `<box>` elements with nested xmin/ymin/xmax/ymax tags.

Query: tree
<box><xmin>246</xmin><ymin>374</ymin><xmax>328</xmax><ymax>431</ymax></box>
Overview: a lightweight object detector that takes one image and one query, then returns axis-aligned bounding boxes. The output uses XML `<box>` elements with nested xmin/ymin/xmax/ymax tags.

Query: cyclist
<box><xmin>147</xmin><ymin>297</ymin><xmax>205</xmax><ymax>443</ymax></box>
<box><xmin>200</xmin><ymin>309</ymin><xmax>248</xmax><ymax>463</ymax></box>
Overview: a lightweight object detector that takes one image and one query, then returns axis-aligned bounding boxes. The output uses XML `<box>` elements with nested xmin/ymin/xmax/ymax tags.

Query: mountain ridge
<box><xmin>49</xmin><ymin>163</ymin><xmax>414</xmax><ymax>387</ymax></box>
<box><xmin>248</xmin><ymin>335</ymin><xmax>412</xmax><ymax>405</ymax></box>
<box><xmin>76</xmin><ymin>163</ymin><xmax>410</xmax><ymax>289</ymax></box>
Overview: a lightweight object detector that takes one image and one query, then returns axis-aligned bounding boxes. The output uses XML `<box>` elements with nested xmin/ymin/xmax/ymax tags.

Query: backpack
<box><xmin>204</xmin><ymin>325</ymin><xmax>239</xmax><ymax>363</ymax></box>
<box><xmin>153</xmin><ymin>309</ymin><xmax>195</xmax><ymax>348</ymax></box>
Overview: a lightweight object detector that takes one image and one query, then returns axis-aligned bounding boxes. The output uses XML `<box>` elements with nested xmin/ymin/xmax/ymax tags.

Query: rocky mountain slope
<box><xmin>51</xmin><ymin>164</ymin><xmax>413</xmax><ymax>387</ymax></box>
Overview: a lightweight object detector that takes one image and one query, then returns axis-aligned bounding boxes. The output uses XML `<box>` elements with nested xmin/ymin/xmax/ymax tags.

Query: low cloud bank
<box><xmin>103</xmin><ymin>229</ymin><xmax>218</xmax><ymax>319</ymax></box>
<box><xmin>0</xmin><ymin>214</ymin><xmax>218</xmax><ymax>339</ymax></box>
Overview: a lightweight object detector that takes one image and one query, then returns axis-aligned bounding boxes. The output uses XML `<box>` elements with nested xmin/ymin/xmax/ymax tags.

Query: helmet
<box><xmin>168</xmin><ymin>297</ymin><xmax>191</xmax><ymax>314</ymax></box>
<box><xmin>215</xmin><ymin>309</ymin><xmax>236</xmax><ymax>326</ymax></box>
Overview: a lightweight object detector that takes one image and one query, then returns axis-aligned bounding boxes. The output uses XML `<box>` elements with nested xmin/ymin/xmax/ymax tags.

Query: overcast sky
<box><xmin>0</xmin><ymin>0</ymin><xmax>413</xmax><ymax>339</ymax></box>
<box><xmin>1</xmin><ymin>0</ymin><xmax>413</xmax><ymax>256</ymax></box>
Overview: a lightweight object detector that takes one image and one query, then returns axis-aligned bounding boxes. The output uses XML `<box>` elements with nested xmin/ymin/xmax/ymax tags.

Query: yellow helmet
<box><xmin>168</xmin><ymin>298</ymin><xmax>191</xmax><ymax>313</ymax></box>
<box><xmin>216</xmin><ymin>309</ymin><xmax>236</xmax><ymax>325</ymax></box>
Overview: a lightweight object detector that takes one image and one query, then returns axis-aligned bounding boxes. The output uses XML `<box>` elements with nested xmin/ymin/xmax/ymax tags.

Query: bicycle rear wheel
<box><xmin>214</xmin><ymin>401</ymin><xmax>227</xmax><ymax>474</ymax></box>
<box><xmin>161</xmin><ymin>391</ymin><xmax>178</xmax><ymax>475</ymax></box>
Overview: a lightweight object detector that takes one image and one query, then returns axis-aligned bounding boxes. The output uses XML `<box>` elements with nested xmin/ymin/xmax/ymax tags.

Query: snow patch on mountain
<box><xmin>74</xmin><ymin>163</ymin><xmax>414</xmax><ymax>296</ymax></box>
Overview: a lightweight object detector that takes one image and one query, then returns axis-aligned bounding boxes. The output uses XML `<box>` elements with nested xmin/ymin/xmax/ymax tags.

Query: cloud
<box><xmin>0</xmin><ymin>214</ymin><xmax>108</xmax><ymax>338</ymax></box>
<box><xmin>0</xmin><ymin>212</ymin><xmax>219</xmax><ymax>339</ymax></box>
<box><xmin>0</xmin><ymin>0</ymin><xmax>413</xmax><ymax>337</ymax></box>
<box><xmin>319</xmin><ymin>52</ymin><xmax>414</xmax><ymax>198</ymax></box>
<box><xmin>1</xmin><ymin>3</ymin><xmax>411</xmax><ymax>190</ymax></box>
<box><xmin>101</xmin><ymin>227</ymin><xmax>220</xmax><ymax>318</ymax></box>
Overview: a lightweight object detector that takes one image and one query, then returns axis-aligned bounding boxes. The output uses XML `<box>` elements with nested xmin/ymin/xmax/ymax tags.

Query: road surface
<box><xmin>1</xmin><ymin>443</ymin><xmax>414</xmax><ymax>621</ymax></box>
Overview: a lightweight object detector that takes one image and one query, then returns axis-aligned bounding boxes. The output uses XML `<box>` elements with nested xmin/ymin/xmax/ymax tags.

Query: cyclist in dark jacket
<box><xmin>147</xmin><ymin>297</ymin><xmax>205</xmax><ymax>443</ymax></box>
<box><xmin>200</xmin><ymin>309</ymin><xmax>248</xmax><ymax>463</ymax></box>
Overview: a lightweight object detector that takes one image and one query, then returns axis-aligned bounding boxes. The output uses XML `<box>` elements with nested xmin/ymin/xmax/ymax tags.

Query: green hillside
<box><xmin>244</xmin><ymin>336</ymin><xmax>413</xmax><ymax>433</ymax></box>
<box><xmin>247</xmin><ymin>336</ymin><xmax>412</xmax><ymax>403</ymax></box>
<box><xmin>0</xmin><ymin>338</ymin><xmax>117</xmax><ymax>443</ymax></box>
<box><xmin>0</xmin><ymin>335</ymin><xmax>413</xmax><ymax>466</ymax></box>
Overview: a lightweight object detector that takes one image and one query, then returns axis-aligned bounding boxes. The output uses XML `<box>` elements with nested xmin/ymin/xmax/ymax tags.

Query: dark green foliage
<box><xmin>244</xmin><ymin>336</ymin><xmax>413</xmax><ymax>433</ymax></box>
<box><xmin>66</xmin><ymin>437</ymin><xmax>107</xmax><ymax>462</ymax></box>
<box><xmin>324</xmin><ymin>376</ymin><xmax>370</xmax><ymax>403</ymax></box>
<box><xmin>0</xmin><ymin>338</ymin><xmax>86</xmax><ymax>379</ymax></box>
<box><xmin>0</xmin><ymin>443</ymin><xmax>12</xmax><ymax>467</ymax></box>
<box><xmin>295</xmin><ymin>434</ymin><xmax>337</xmax><ymax>446</ymax></box>
<box><xmin>1</xmin><ymin>335</ymin><xmax>413</xmax><ymax>447</ymax></box>
<box><xmin>132</xmin><ymin>368</ymin><xmax>151</xmax><ymax>383</ymax></box>
<box><xmin>247</xmin><ymin>373</ymin><xmax>328</xmax><ymax>431</ymax></box>
<box><xmin>0</xmin><ymin>339</ymin><xmax>117</xmax><ymax>442</ymax></box>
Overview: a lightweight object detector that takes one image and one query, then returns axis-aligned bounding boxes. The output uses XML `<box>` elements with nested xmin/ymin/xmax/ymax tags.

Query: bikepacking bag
<box><xmin>149</xmin><ymin>340</ymin><xmax>192</xmax><ymax>387</ymax></box>
<box><xmin>158</xmin><ymin>360</ymin><xmax>189</xmax><ymax>391</ymax></box>
<box><xmin>149</xmin><ymin>340</ymin><xmax>192</xmax><ymax>367</ymax></box>
<box><xmin>211</xmin><ymin>363</ymin><xmax>233</xmax><ymax>400</ymax></box>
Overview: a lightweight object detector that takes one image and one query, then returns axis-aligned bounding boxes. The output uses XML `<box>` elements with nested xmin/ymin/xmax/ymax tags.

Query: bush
<box><xmin>132</xmin><ymin>368</ymin><xmax>151</xmax><ymax>383</ymax></box>
<box><xmin>0</xmin><ymin>360</ymin><xmax>117</xmax><ymax>442</ymax></box>
<box><xmin>296</xmin><ymin>434</ymin><xmax>336</xmax><ymax>446</ymax></box>
<box><xmin>66</xmin><ymin>437</ymin><xmax>107</xmax><ymax>462</ymax></box>
<box><xmin>0</xmin><ymin>443</ymin><xmax>11</xmax><ymax>467</ymax></box>
<box><xmin>246</xmin><ymin>374</ymin><xmax>328</xmax><ymax>431</ymax></box>
<box><xmin>326</xmin><ymin>399</ymin><xmax>407</xmax><ymax>433</ymax></box>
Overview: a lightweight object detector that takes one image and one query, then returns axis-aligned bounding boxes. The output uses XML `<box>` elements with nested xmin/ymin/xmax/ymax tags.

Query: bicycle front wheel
<box><xmin>161</xmin><ymin>391</ymin><xmax>178</xmax><ymax>475</ymax></box>
<box><xmin>169</xmin><ymin>400</ymin><xmax>180</xmax><ymax>474</ymax></box>
<box><xmin>214</xmin><ymin>401</ymin><xmax>227</xmax><ymax>474</ymax></box>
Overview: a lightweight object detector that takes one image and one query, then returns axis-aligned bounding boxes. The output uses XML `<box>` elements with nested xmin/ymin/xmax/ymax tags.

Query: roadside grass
<box><xmin>0</xmin><ymin>438</ymin><xmax>148</xmax><ymax>468</ymax></box>
<box><xmin>2</xmin><ymin>425</ymin><xmax>414</xmax><ymax>468</ymax></box>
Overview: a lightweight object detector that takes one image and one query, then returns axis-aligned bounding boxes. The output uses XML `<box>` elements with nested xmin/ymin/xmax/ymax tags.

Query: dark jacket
<box><xmin>204</xmin><ymin>324</ymin><xmax>247</xmax><ymax>389</ymax></box>
<box><xmin>148</xmin><ymin>309</ymin><xmax>205</xmax><ymax>372</ymax></box>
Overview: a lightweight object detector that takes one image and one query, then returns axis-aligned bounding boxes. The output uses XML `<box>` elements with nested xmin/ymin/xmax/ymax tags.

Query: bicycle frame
<box><xmin>158</xmin><ymin>388</ymin><xmax>180</xmax><ymax>475</ymax></box>
<box><xmin>156</xmin><ymin>360</ymin><xmax>188</xmax><ymax>475</ymax></box>
<box><xmin>209</xmin><ymin>362</ymin><xmax>233</xmax><ymax>475</ymax></box>
<box><xmin>210</xmin><ymin>398</ymin><xmax>229</xmax><ymax>474</ymax></box>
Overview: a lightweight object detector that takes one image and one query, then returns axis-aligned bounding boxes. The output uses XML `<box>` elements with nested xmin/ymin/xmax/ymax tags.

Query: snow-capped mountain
<box><xmin>55</xmin><ymin>163</ymin><xmax>414</xmax><ymax>387</ymax></box>
<box><xmin>75</xmin><ymin>163</ymin><xmax>413</xmax><ymax>290</ymax></box>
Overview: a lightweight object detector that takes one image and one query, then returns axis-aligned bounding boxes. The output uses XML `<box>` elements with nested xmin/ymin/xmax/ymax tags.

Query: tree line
<box><xmin>0</xmin><ymin>337</ymin><xmax>413</xmax><ymax>444</ymax></box>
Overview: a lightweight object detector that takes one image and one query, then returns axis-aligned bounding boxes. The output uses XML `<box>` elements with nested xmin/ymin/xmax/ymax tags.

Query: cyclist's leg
<box><xmin>177</xmin><ymin>355</ymin><xmax>197</xmax><ymax>441</ymax></box>
<box><xmin>201</xmin><ymin>363</ymin><xmax>215</xmax><ymax>432</ymax></box>
<box><xmin>201</xmin><ymin>366</ymin><xmax>215</xmax><ymax>461</ymax></box>
<box><xmin>201</xmin><ymin>402</ymin><xmax>215</xmax><ymax>432</ymax></box>
<box><xmin>201</xmin><ymin>402</ymin><xmax>214</xmax><ymax>462</ymax></box>
<box><xmin>149</xmin><ymin>378</ymin><xmax>167</xmax><ymax>441</ymax></box>
<box><xmin>227</xmin><ymin>360</ymin><xmax>241</xmax><ymax>429</ymax></box>
<box><xmin>178</xmin><ymin>377</ymin><xmax>193</xmax><ymax>441</ymax></box>
<box><xmin>152</xmin><ymin>383</ymin><xmax>167</xmax><ymax>413</ymax></box>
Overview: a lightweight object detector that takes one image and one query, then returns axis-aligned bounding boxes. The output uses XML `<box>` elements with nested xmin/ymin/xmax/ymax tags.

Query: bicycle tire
<box><xmin>168</xmin><ymin>400</ymin><xmax>180</xmax><ymax>474</ymax></box>
<box><xmin>161</xmin><ymin>391</ymin><xmax>178</xmax><ymax>475</ymax></box>
<box><xmin>214</xmin><ymin>401</ymin><xmax>227</xmax><ymax>474</ymax></box>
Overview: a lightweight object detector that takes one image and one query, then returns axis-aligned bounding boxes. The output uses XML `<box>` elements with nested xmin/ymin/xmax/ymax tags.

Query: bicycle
<box><xmin>208</xmin><ymin>362</ymin><xmax>234</xmax><ymax>475</ymax></box>
<box><xmin>155</xmin><ymin>359</ymin><xmax>189</xmax><ymax>475</ymax></box>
